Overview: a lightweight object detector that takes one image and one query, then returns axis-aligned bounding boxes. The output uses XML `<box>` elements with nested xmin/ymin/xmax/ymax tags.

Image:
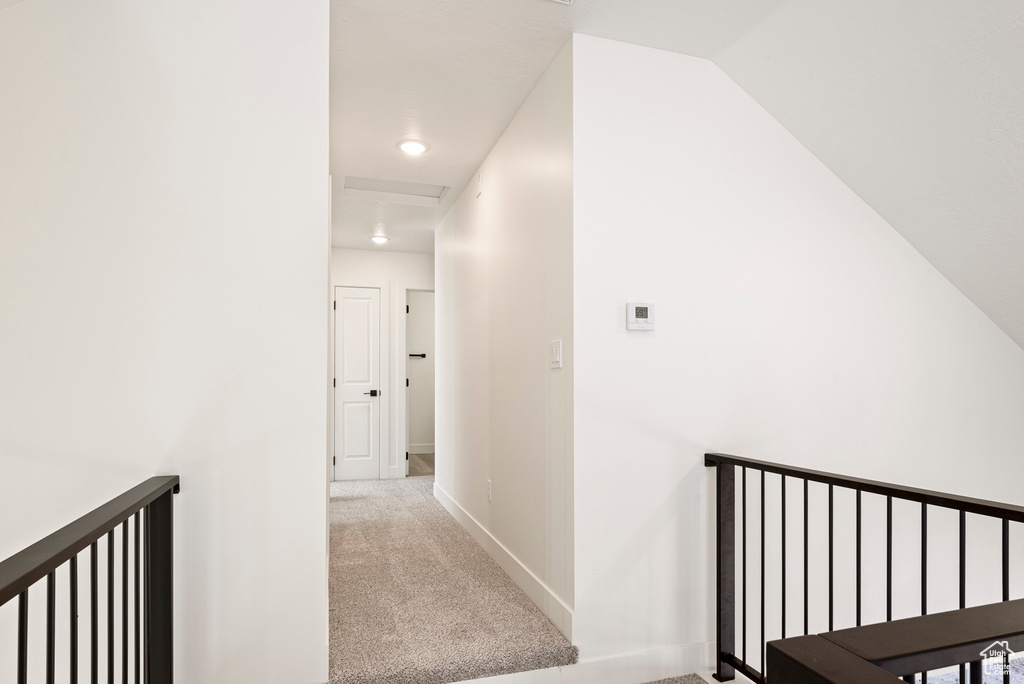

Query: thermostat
<box><xmin>626</xmin><ymin>302</ymin><xmax>654</xmax><ymax>331</ymax></box>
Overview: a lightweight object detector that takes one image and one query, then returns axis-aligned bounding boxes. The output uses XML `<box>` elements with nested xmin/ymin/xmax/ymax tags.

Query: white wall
<box><xmin>407</xmin><ymin>291</ymin><xmax>436</xmax><ymax>454</ymax></box>
<box><xmin>0</xmin><ymin>1</ymin><xmax>329</xmax><ymax>681</ymax></box>
<box><xmin>331</xmin><ymin>248</ymin><xmax>434</xmax><ymax>477</ymax></box>
<box><xmin>332</xmin><ymin>248</ymin><xmax>435</xmax><ymax>286</ymax></box>
<box><xmin>435</xmin><ymin>40</ymin><xmax>575</xmax><ymax>638</ymax></box>
<box><xmin>571</xmin><ymin>33</ymin><xmax>1024</xmax><ymax>670</ymax></box>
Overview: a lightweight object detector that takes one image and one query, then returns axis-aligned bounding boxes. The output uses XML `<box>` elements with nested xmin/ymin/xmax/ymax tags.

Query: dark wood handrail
<box><xmin>768</xmin><ymin>599</ymin><xmax>1024</xmax><ymax>682</ymax></box>
<box><xmin>0</xmin><ymin>475</ymin><xmax>179</xmax><ymax>607</ymax></box>
<box><xmin>768</xmin><ymin>635</ymin><xmax>902</xmax><ymax>683</ymax></box>
<box><xmin>705</xmin><ymin>452</ymin><xmax>1024</xmax><ymax>523</ymax></box>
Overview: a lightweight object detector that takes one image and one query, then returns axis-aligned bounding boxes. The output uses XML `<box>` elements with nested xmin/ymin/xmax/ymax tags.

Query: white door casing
<box><xmin>334</xmin><ymin>286</ymin><xmax>381</xmax><ymax>480</ymax></box>
<box><xmin>406</xmin><ymin>291</ymin><xmax>435</xmax><ymax>457</ymax></box>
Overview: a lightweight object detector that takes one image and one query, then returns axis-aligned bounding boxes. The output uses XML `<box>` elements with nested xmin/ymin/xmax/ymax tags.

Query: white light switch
<box><xmin>549</xmin><ymin>340</ymin><xmax>562</xmax><ymax>369</ymax></box>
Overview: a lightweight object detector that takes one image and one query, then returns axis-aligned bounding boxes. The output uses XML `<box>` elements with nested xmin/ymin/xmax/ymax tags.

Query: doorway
<box><xmin>405</xmin><ymin>290</ymin><xmax>434</xmax><ymax>477</ymax></box>
<box><xmin>333</xmin><ymin>286</ymin><xmax>383</xmax><ymax>480</ymax></box>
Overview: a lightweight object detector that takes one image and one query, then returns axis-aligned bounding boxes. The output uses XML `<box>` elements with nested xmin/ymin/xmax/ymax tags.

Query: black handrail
<box><xmin>0</xmin><ymin>475</ymin><xmax>179</xmax><ymax>684</ymax></box>
<box><xmin>706</xmin><ymin>453</ymin><xmax>1020</xmax><ymax>684</ymax></box>
<box><xmin>705</xmin><ymin>453</ymin><xmax>1024</xmax><ymax>523</ymax></box>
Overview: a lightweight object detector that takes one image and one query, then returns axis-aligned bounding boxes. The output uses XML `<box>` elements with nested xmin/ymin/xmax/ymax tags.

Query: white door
<box><xmin>334</xmin><ymin>287</ymin><xmax>382</xmax><ymax>480</ymax></box>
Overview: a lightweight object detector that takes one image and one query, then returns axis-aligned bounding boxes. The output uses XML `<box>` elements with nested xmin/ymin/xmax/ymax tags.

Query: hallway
<box><xmin>328</xmin><ymin>474</ymin><xmax>577</xmax><ymax>683</ymax></box>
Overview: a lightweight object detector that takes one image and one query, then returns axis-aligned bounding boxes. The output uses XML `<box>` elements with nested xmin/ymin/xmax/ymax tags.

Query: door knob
<box><xmin>364</xmin><ymin>390</ymin><xmax>379</xmax><ymax>397</ymax></box>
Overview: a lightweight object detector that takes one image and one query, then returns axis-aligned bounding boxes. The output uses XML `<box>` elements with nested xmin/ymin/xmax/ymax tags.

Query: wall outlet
<box><xmin>487</xmin><ymin>479</ymin><xmax>492</xmax><ymax>502</ymax></box>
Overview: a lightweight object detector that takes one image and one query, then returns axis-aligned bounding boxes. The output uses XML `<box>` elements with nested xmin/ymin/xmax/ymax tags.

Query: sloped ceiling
<box><xmin>330</xmin><ymin>0</ymin><xmax>1024</xmax><ymax>349</ymax></box>
<box><xmin>714</xmin><ymin>0</ymin><xmax>1024</xmax><ymax>349</ymax></box>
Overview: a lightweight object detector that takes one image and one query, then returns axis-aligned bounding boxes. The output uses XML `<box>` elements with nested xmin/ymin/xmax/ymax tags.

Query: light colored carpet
<box><xmin>329</xmin><ymin>476</ymin><xmax>578</xmax><ymax>684</ymax></box>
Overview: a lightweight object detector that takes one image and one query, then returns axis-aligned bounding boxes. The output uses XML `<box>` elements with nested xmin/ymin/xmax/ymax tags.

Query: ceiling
<box><xmin>329</xmin><ymin>0</ymin><xmax>1024</xmax><ymax>349</ymax></box>
<box><xmin>328</xmin><ymin>0</ymin><xmax>784</xmax><ymax>254</ymax></box>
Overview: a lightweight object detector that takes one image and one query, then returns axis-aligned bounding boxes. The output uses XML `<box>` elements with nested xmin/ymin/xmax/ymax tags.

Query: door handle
<box><xmin>363</xmin><ymin>390</ymin><xmax>379</xmax><ymax>397</ymax></box>
<box><xmin>409</xmin><ymin>354</ymin><xmax>426</xmax><ymax>358</ymax></box>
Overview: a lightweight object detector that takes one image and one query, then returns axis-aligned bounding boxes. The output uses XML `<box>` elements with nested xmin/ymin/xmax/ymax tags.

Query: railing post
<box><xmin>145</xmin><ymin>488</ymin><xmax>174</xmax><ymax>684</ymax></box>
<box><xmin>712</xmin><ymin>460</ymin><xmax>736</xmax><ymax>681</ymax></box>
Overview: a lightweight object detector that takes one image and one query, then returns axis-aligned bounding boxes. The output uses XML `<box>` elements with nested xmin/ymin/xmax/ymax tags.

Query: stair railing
<box><xmin>706</xmin><ymin>453</ymin><xmax>1023</xmax><ymax>684</ymax></box>
<box><xmin>0</xmin><ymin>476</ymin><xmax>179</xmax><ymax>684</ymax></box>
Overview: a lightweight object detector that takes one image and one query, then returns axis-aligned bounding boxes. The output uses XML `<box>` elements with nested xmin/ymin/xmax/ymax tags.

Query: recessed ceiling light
<box><xmin>371</xmin><ymin>235</ymin><xmax>389</xmax><ymax>244</ymax></box>
<box><xmin>397</xmin><ymin>140</ymin><xmax>428</xmax><ymax>156</ymax></box>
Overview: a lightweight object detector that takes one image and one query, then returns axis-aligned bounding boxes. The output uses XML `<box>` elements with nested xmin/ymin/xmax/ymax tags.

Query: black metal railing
<box><xmin>706</xmin><ymin>453</ymin><xmax>1022</xmax><ymax>683</ymax></box>
<box><xmin>0</xmin><ymin>476</ymin><xmax>179</xmax><ymax>684</ymax></box>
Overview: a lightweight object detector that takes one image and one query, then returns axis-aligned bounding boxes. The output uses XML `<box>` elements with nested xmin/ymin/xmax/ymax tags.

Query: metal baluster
<box><xmin>959</xmin><ymin>511</ymin><xmax>966</xmax><ymax>684</ymax></box>
<box><xmin>108</xmin><ymin>530</ymin><xmax>114</xmax><ymax>684</ymax></box>
<box><xmin>742</xmin><ymin>467</ymin><xmax>747</xmax><ymax>664</ymax></box>
<box><xmin>48</xmin><ymin>571</ymin><xmax>56</xmax><ymax>684</ymax></box>
<box><xmin>781</xmin><ymin>475</ymin><xmax>786</xmax><ymax>639</ymax></box>
<box><xmin>803</xmin><ymin>479</ymin><xmax>808</xmax><ymax>636</ymax></box>
<box><xmin>760</xmin><ymin>470</ymin><xmax>765</xmax><ymax>672</ymax></box>
<box><xmin>1002</xmin><ymin>519</ymin><xmax>1009</xmax><ymax>602</ymax></box>
<box><xmin>144</xmin><ymin>507</ymin><xmax>150</xmax><ymax>684</ymax></box>
<box><xmin>144</xmin><ymin>490</ymin><xmax>175</xmax><ymax>684</ymax></box>
<box><xmin>921</xmin><ymin>504</ymin><xmax>928</xmax><ymax>618</ymax></box>
<box><xmin>828</xmin><ymin>484</ymin><xmax>834</xmax><ymax>632</ymax></box>
<box><xmin>18</xmin><ymin>590</ymin><xmax>28</xmax><ymax>684</ymax></box>
<box><xmin>887</xmin><ymin>496</ymin><xmax>893</xmax><ymax>622</ymax></box>
<box><xmin>1002</xmin><ymin>518</ymin><xmax>1009</xmax><ymax>684</ymax></box>
<box><xmin>712</xmin><ymin>463</ymin><xmax>735</xmax><ymax>682</ymax></box>
<box><xmin>123</xmin><ymin>522</ymin><xmax>129</xmax><ymax>683</ymax></box>
<box><xmin>856</xmin><ymin>490</ymin><xmax>862</xmax><ymax>627</ymax></box>
<box><xmin>71</xmin><ymin>556</ymin><xmax>79</xmax><ymax>684</ymax></box>
<box><xmin>921</xmin><ymin>504</ymin><xmax>927</xmax><ymax>684</ymax></box>
<box><xmin>92</xmin><ymin>541</ymin><xmax>98</xmax><ymax>684</ymax></box>
<box><xmin>135</xmin><ymin>512</ymin><xmax>141</xmax><ymax>684</ymax></box>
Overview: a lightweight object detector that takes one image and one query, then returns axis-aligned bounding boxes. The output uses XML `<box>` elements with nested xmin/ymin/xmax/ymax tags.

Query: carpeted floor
<box><xmin>642</xmin><ymin>676</ymin><xmax>709</xmax><ymax>684</ymax></box>
<box><xmin>329</xmin><ymin>476</ymin><xmax>578</xmax><ymax>684</ymax></box>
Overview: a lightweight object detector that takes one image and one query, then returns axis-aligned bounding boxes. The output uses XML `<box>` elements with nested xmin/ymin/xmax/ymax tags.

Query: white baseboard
<box><xmin>433</xmin><ymin>482</ymin><xmax>573</xmax><ymax>640</ymax></box>
<box><xmin>450</xmin><ymin>642</ymin><xmax>713</xmax><ymax>684</ymax></box>
<box><xmin>409</xmin><ymin>443</ymin><xmax>435</xmax><ymax>454</ymax></box>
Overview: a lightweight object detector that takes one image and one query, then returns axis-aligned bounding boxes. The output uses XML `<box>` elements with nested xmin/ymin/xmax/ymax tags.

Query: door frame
<box><xmin>399</xmin><ymin>288</ymin><xmax>435</xmax><ymax>477</ymax></box>
<box><xmin>330</xmin><ymin>276</ymin><xmax>433</xmax><ymax>480</ymax></box>
<box><xmin>393</xmin><ymin>282</ymin><xmax>434</xmax><ymax>479</ymax></box>
<box><xmin>331</xmin><ymin>282</ymin><xmax>389</xmax><ymax>480</ymax></box>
